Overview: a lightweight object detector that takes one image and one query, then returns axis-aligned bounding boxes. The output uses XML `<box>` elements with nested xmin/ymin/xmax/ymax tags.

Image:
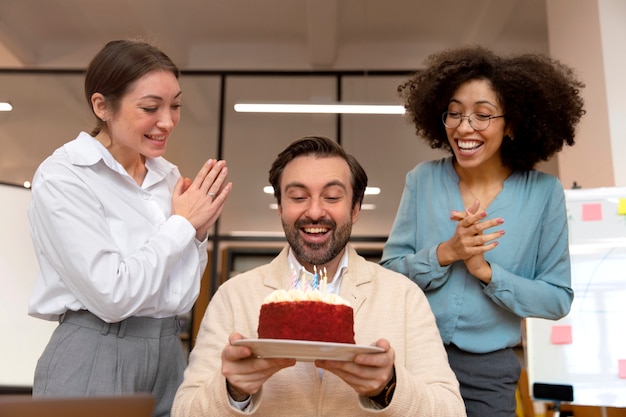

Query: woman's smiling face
<box><xmin>445</xmin><ymin>79</ymin><xmax>508</xmax><ymax>171</ymax></box>
<box><xmin>103</xmin><ymin>69</ymin><xmax>182</xmax><ymax>161</ymax></box>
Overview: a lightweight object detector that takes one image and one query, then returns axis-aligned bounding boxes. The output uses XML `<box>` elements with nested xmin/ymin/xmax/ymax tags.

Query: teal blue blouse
<box><xmin>381</xmin><ymin>157</ymin><xmax>573</xmax><ymax>354</ymax></box>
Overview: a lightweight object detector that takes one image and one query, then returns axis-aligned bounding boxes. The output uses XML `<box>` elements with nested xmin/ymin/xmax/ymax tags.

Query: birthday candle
<box><xmin>321</xmin><ymin>267</ymin><xmax>328</xmax><ymax>292</ymax></box>
<box><xmin>313</xmin><ymin>265</ymin><xmax>319</xmax><ymax>290</ymax></box>
<box><xmin>290</xmin><ymin>264</ymin><xmax>297</xmax><ymax>289</ymax></box>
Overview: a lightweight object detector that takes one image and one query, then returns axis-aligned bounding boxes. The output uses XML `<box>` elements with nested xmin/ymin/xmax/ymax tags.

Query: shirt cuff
<box><xmin>195</xmin><ymin>232</ymin><xmax>209</xmax><ymax>247</ymax></box>
<box><xmin>228</xmin><ymin>394</ymin><xmax>252</xmax><ymax>411</ymax></box>
<box><xmin>163</xmin><ymin>214</ymin><xmax>197</xmax><ymax>246</ymax></box>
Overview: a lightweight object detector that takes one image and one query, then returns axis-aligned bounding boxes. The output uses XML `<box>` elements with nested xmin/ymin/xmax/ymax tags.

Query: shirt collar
<box><xmin>286</xmin><ymin>248</ymin><xmax>349</xmax><ymax>294</ymax></box>
<box><xmin>63</xmin><ymin>131</ymin><xmax>177</xmax><ymax>186</ymax></box>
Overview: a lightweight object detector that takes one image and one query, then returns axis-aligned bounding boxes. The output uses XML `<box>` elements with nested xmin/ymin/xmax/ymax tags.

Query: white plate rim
<box><xmin>232</xmin><ymin>338</ymin><xmax>384</xmax><ymax>362</ymax></box>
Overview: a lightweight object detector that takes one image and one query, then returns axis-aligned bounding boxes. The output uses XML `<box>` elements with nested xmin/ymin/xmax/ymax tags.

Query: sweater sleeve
<box><xmin>172</xmin><ymin>283</ymin><xmax>256</xmax><ymax>417</ymax></box>
<box><xmin>483</xmin><ymin>178</ymin><xmax>574</xmax><ymax>319</ymax></box>
<box><xmin>380</xmin><ymin>165</ymin><xmax>453</xmax><ymax>292</ymax></box>
<box><xmin>385</xmin><ymin>284</ymin><xmax>466</xmax><ymax>416</ymax></box>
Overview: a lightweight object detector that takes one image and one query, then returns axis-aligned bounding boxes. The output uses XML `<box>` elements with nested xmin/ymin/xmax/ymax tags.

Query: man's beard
<box><xmin>282</xmin><ymin>218</ymin><xmax>352</xmax><ymax>266</ymax></box>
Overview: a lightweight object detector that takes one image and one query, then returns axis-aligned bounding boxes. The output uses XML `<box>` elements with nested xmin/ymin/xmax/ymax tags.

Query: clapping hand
<box><xmin>440</xmin><ymin>199</ymin><xmax>504</xmax><ymax>283</ymax></box>
<box><xmin>172</xmin><ymin>159</ymin><xmax>232</xmax><ymax>240</ymax></box>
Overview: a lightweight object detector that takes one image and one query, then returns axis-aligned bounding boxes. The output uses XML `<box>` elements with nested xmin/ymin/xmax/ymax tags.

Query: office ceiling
<box><xmin>0</xmin><ymin>0</ymin><xmax>552</xmax><ymax>221</ymax></box>
<box><xmin>0</xmin><ymin>0</ymin><xmax>549</xmax><ymax>70</ymax></box>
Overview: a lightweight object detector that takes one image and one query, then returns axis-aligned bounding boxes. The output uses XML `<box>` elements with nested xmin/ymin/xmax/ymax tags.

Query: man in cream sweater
<box><xmin>172</xmin><ymin>136</ymin><xmax>466</xmax><ymax>417</ymax></box>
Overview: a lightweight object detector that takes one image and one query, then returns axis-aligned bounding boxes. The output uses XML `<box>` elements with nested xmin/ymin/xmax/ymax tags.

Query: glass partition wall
<box><xmin>1</xmin><ymin>70</ymin><xmax>451</xmax><ymax>341</ymax></box>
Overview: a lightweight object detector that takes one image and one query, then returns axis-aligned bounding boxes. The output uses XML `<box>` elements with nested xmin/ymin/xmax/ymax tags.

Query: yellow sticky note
<box><xmin>619</xmin><ymin>198</ymin><xmax>626</xmax><ymax>215</ymax></box>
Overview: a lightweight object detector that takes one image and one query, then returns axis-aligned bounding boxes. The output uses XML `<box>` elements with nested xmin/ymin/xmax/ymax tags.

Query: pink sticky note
<box><xmin>582</xmin><ymin>203</ymin><xmax>603</xmax><ymax>221</ymax></box>
<box><xmin>551</xmin><ymin>325</ymin><xmax>573</xmax><ymax>344</ymax></box>
<box><xmin>619</xmin><ymin>360</ymin><xmax>626</xmax><ymax>379</ymax></box>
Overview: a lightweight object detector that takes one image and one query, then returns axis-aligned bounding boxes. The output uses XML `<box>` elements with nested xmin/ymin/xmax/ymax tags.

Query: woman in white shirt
<box><xmin>27</xmin><ymin>39</ymin><xmax>231</xmax><ymax>417</ymax></box>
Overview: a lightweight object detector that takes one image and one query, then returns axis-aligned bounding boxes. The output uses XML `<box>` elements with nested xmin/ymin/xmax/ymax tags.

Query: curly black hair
<box><xmin>398</xmin><ymin>45</ymin><xmax>586</xmax><ymax>171</ymax></box>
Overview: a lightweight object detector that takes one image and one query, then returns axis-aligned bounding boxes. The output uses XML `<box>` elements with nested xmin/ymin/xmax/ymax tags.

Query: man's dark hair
<box><xmin>268</xmin><ymin>136</ymin><xmax>368</xmax><ymax>209</ymax></box>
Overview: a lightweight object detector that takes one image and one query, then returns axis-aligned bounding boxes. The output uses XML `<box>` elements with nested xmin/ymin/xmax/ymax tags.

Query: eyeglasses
<box><xmin>442</xmin><ymin>111</ymin><xmax>505</xmax><ymax>131</ymax></box>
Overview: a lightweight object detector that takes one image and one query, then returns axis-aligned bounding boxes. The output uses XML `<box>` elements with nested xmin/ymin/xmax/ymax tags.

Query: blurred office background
<box><xmin>0</xmin><ymin>0</ymin><xmax>624</xmax><ymax>341</ymax></box>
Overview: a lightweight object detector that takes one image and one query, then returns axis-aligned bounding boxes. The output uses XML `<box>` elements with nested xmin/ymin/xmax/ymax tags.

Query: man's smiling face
<box><xmin>278</xmin><ymin>155</ymin><xmax>359</xmax><ymax>272</ymax></box>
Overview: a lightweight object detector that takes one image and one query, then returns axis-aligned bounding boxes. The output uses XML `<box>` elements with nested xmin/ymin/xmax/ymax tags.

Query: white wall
<box><xmin>0</xmin><ymin>184</ymin><xmax>56</xmax><ymax>387</ymax></box>
<box><xmin>548</xmin><ymin>0</ymin><xmax>626</xmax><ymax>188</ymax></box>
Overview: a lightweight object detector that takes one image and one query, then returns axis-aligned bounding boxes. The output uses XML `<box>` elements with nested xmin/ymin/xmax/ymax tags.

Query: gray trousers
<box><xmin>445</xmin><ymin>343</ymin><xmax>521</xmax><ymax>417</ymax></box>
<box><xmin>33</xmin><ymin>310</ymin><xmax>186</xmax><ymax>417</ymax></box>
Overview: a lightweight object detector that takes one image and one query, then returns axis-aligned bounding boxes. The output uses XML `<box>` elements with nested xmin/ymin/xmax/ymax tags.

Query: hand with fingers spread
<box><xmin>172</xmin><ymin>159</ymin><xmax>233</xmax><ymax>240</ymax></box>
<box><xmin>222</xmin><ymin>333</ymin><xmax>296</xmax><ymax>401</ymax></box>
<box><xmin>438</xmin><ymin>199</ymin><xmax>504</xmax><ymax>283</ymax></box>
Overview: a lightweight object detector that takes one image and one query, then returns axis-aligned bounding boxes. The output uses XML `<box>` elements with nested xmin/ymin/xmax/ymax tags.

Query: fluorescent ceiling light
<box><xmin>0</xmin><ymin>102</ymin><xmax>12</xmax><ymax>111</ymax></box>
<box><xmin>235</xmin><ymin>103</ymin><xmax>405</xmax><ymax>115</ymax></box>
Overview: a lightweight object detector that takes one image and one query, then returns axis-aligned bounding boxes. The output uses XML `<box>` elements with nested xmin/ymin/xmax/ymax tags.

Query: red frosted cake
<box><xmin>257</xmin><ymin>289</ymin><xmax>355</xmax><ymax>344</ymax></box>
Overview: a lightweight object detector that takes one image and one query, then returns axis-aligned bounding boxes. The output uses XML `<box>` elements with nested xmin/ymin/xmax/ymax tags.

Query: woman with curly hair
<box><xmin>380</xmin><ymin>45</ymin><xmax>585</xmax><ymax>416</ymax></box>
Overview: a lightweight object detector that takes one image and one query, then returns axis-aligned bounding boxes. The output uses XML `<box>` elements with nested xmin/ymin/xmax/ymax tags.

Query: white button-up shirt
<box><xmin>286</xmin><ymin>249</ymin><xmax>348</xmax><ymax>295</ymax></box>
<box><xmin>28</xmin><ymin>132</ymin><xmax>207</xmax><ymax>323</ymax></box>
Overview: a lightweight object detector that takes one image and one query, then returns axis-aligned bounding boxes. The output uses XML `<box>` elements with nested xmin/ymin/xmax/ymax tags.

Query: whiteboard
<box><xmin>525</xmin><ymin>187</ymin><xmax>626</xmax><ymax>408</ymax></box>
<box><xmin>0</xmin><ymin>184</ymin><xmax>56</xmax><ymax>387</ymax></box>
